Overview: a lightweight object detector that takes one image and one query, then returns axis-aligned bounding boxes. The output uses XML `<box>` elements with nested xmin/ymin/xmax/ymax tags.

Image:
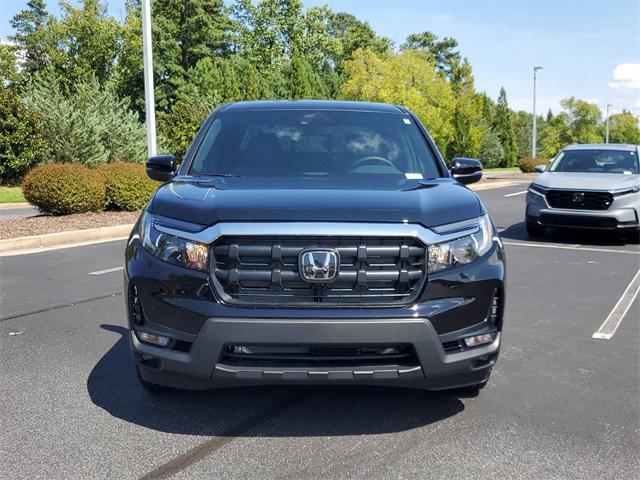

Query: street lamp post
<box><xmin>605</xmin><ymin>104</ymin><xmax>612</xmax><ymax>144</ymax></box>
<box><xmin>141</xmin><ymin>0</ymin><xmax>157</xmax><ymax>158</ymax></box>
<box><xmin>531</xmin><ymin>66</ymin><xmax>543</xmax><ymax>158</ymax></box>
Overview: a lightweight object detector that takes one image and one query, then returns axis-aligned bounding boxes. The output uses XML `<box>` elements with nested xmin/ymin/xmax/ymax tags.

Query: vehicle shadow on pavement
<box><xmin>88</xmin><ymin>325</ymin><xmax>466</xmax><ymax>437</ymax></box>
<box><xmin>499</xmin><ymin>221</ymin><xmax>633</xmax><ymax>246</ymax></box>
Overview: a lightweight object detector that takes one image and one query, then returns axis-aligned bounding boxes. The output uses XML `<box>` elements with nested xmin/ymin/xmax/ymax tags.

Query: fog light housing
<box><xmin>464</xmin><ymin>333</ymin><xmax>496</xmax><ymax>348</ymax></box>
<box><xmin>138</xmin><ymin>331</ymin><xmax>170</xmax><ymax>347</ymax></box>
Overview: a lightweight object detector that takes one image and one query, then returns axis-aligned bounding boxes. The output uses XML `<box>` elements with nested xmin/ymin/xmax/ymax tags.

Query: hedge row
<box><xmin>518</xmin><ymin>157</ymin><xmax>549</xmax><ymax>173</ymax></box>
<box><xmin>22</xmin><ymin>163</ymin><xmax>159</xmax><ymax>215</ymax></box>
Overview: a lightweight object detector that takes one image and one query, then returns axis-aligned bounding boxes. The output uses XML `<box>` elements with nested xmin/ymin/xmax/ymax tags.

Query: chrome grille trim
<box><xmin>153</xmin><ymin>221</ymin><xmax>480</xmax><ymax>246</ymax></box>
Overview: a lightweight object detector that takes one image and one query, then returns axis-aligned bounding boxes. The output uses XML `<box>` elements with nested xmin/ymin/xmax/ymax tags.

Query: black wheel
<box><xmin>136</xmin><ymin>364</ymin><xmax>172</xmax><ymax>393</ymax></box>
<box><xmin>451</xmin><ymin>371</ymin><xmax>491</xmax><ymax>396</ymax></box>
<box><xmin>526</xmin><ymin>220</ymin><xmax>545</xmax><ymax>238</ymax></box>
<box><xmin>624</xmin><ymin>231</ymin><xmax>640</xmax><ymax>244</ymax></box>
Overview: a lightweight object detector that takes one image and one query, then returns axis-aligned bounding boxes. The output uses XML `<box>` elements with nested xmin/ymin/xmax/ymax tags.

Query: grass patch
<box><xmin>0</xmin><ymin>186</ymin><xmax>27</xmax><ymax>203</ymax></box>
<box><xmin>483</xmin><ymin>167</ymin><xmax>520</xmax><ymax>172</ymax></box>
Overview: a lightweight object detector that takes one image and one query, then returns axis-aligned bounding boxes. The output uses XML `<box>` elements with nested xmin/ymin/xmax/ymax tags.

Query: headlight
<box><xmin>528</xmin><ymin>183</ymin><xmax>548</xmax><ymax>195</ymax></box>
<box><xmin>139</xmin><ymin>213</ymin><xmax>209</xmax><ymax>271</ymax></box>
<box><xmin>428</xmin><ymin>214</ymin><xmax>493</xmax><ymax>273</ymax></box>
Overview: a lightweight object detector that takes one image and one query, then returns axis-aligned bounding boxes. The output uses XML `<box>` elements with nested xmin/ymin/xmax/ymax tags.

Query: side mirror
<box><xmin>146</xmin><ymin>155</ymin><xmax>176</xmax><ymax>182</ymax></box>
<box><xmin>451</xmin><ymin>157</ymin><xmax>482</xmax><ymax>185</ymax></box>
<box><xmin>534</xmin><ymin>164</ymin><xmax>547</xmax><ymax>173</ymax></box>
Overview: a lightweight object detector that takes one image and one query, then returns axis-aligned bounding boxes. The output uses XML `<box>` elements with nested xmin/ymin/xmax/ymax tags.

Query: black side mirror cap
<box><xmin>451</xmin><ymin>157</ymin><xmax>483</xmax><ymax>185</ymax></box>
<box><xmin>146</xmin><ymin>155</ymin><xmax>176</xmax><ymax>182</ymax></box>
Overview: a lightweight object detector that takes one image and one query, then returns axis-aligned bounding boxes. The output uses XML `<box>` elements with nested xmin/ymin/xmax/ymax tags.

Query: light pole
<box><xmin>605</xmin><ymin>104</ymin><xmax>612</xmax><ymax>144</ymax></box>
<box><xmin>141</xmin><ymin>0</ymin><xmax>157</xmax><ymax>157</ymax></box>
<box><xmin>531</xmin><ymin>66</ymin><xmax>543</xmax><ymax>158</ymax></box>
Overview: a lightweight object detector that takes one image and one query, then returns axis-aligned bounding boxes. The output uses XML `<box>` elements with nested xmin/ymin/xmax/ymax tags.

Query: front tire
<box><xmin>526</xmin><ymin>220</ymin><xmax>545</xmax><ymax>238</ymax></box>
<box><xmin>622</xmin><ymin>230</ymin><xmax>640</xmax><ymax>244</ymax></box>
<box><xmin>136</xmin><ymin>364</ymin><xmax>172</xmax><ymax>393</ymax></box>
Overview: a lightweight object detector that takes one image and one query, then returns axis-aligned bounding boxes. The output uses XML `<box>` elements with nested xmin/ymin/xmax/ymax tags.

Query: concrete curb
<box><xmin>0</xmin><ymin>202</ymin><xmax>32</xmax><ymax>209</ymax></box>
<box><xmin>0</xmin><ymin>224</ymin><xmax>134</xmax><ymax>256</ymax></box>
<box><xmin>469</xmin><ymin>181</ymin><xmax>516</xmax><ymax>191</ymax></box>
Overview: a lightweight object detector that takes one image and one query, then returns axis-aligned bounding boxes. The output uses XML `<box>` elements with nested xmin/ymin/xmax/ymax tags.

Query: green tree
<box><xmin>0</xmin><ymin>43</ymin><xmax>20</xmax><ymax>87</ymax></box>
<box><xmin>114</xmin><ymin>0</ymin><xmax>145</xmax><ymax>115</ymax></box>
<box><xmin>340</xmin><ymin>49</ymin><xmax>455</xmax><ymax>151</ymax></box>
<box><xmin>559</xmin><ymin>97</ymin><xmax>602</xmax><ymax>143</ymax></box>
<box><xmin>25</xmin><ymin>71</ymin><xmax>147</xmax><ymax>167</ymax></box>
<box><xmin>401</xmin><ymin>31</ymin><xmax>461</xmax><ymax>78</ymax></box>
<box><xmin>9</xmin><ymin>0</ymin><xmax>52</xmax><ymax>77</ymax></box>
<box><xmin>446</xmin><ymin>59</ymin><xmax>483</xmax><ymax>160</ymax></box>
<box><xmin>328</xmin><ymin>12</ymin><xmax>390</xmax><ymax>69</ymax></box>
<box><xmin>538</xmin><ymin>113</ymin><xmax>570</xmax><ymax>159</ymax></box>
<box><xmin>477</xmin><ymin>126</ymin><xmax>504</xmax><ymax>168</ymax></box>
<box><xmin>153</xmin><ymin>0</ymin><xmax>232</xmax><ymax>109</ymax></box>
<box><xmin>157</xmin><ymin>100</ymin><xmax>212</xmax><ymax>160</ymax></box>
<box><xmin>512</xmin><ymin>111</ymin><xmax>533</xmax><ymax>159</ymax></box>
<box><xmin>492</xmin><ymin>87</ymin><xmax>518</xmax><ymax>167</ymax></box>
<box><xmin>607</xmin><ymin>111</ymin><xmax>640</xmax><ymax>144</ymax></box>
<box><xmin>0</xmin><ymin>87</ymin><xmax>48</xmax><ymax>184</ymax></box>
<box><xmin>288</xmin><ymin>49</ymin><xmax>311</xmax><ymax>99</ymax></box>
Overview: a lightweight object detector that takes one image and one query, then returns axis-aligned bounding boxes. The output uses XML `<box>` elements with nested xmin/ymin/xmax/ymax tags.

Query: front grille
<box><xmin>546</xmin><ymin>190</ymin><xmax>613</xmax><ymax>210</ymax></box>
<box><xmin>210</xmin><ymin>235</ymin><xmax>427</xmax><ymax>307</ymax></box>
<box><xmin>220</xmin><ymin>344</ymin><xmax>419</xmax><ymax>368</ymax></box>
<box><xmin>541</xmin><ymin>214</ymin><xmax>617</xmax><ymax>229</ymax></box>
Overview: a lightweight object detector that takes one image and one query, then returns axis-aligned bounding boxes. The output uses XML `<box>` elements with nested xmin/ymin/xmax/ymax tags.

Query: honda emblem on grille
<box><xmin>299</xmin><ymin>249</ymin><xmax>339</xmax><ymax>282</ymax></box>
<box><xmin>572</xmin><ymin>192</ymin><xmax>585</xmax><ymax>203</ymax></box>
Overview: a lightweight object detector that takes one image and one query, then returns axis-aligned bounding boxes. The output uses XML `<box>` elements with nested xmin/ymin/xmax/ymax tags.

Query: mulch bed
<box><xmin>0</xmin><ymin>211</ymin><xmax>141</xmax><ymax>240</ymax></box>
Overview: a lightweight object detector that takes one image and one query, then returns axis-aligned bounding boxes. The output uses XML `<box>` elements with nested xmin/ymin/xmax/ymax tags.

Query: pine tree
<box><xmin>288</xmin><ymin>50</ymin><xmax>311</xmax><ymax>99</ymax></box>
<box><xmin>492</xmin><ymin>87</ymin><xmax>518</xmax><ymax>167</ymax></box>
<box><xmin>9</xmin><ymin>0</ymin><xmax>52</xmax><ymax>77</ymax></box>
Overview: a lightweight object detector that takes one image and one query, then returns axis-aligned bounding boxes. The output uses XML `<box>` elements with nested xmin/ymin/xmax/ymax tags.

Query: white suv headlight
<box><xmin>428</xmin><ymin>214</ymin><xmax>494</xmax><ymax>273</ymax></box>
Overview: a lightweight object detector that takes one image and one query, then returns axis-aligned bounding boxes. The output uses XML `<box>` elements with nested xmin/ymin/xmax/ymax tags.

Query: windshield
<box><xmin>549</xmin><ymin>149</ymin><xmax>639</xmax><ymax>174</ymax></box>
<box><xmin>189</xmin><ymin>110</ymin><xmax>442</xmax><ymax>179</ymax></box>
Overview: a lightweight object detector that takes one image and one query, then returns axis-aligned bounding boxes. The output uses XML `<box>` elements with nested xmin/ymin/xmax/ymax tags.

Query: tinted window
<box><xmin>189</xmin><ymin>110</ymin><xmax>441</xmax><ymax>178</ymax></box>
<box><xmin>549</xmin><ymin>149</ymin><xmax>639</xmax><ymax>174</ymax></box>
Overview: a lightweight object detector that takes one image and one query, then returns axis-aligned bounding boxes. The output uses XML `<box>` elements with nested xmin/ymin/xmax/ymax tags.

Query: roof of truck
<box><xmin>563</xmin><ymin>143</ymin><xmax>638</xmax><ymax>151</ymax></box>
<box><xmin>222</xmin><ymin>100</ymin><xmax>406</xmax><ymax>114</ymax></box>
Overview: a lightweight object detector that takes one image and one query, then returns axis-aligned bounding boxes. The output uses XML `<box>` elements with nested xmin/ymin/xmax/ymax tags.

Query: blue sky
<box><xmin>1</xmin><ymin>0</ymin><xmax>638</xmax><ymax>117</ymax></box>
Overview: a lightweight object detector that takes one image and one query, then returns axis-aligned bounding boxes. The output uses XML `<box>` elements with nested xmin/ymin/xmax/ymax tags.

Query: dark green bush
<box><xmin>21</xmin><ymin>164</ymin><xmax>106</xmax><ymax>215</ymax></box>
<box><xmin>518</xmin><ymin>157</ymin><xmax>549</xmax><ymax>173</ymax></box>
<box><xmin>98</xmin><ymin>163</ymin><xmax>159</xmax><ymax>211</ymax></box>
<box><xmin>0</xmin><ymin>88</ymin><xmax>48</xmax><ymax>185</ymax></box>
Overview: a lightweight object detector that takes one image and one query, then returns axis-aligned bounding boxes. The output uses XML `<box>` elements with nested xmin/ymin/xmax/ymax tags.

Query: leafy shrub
<box><xmin>98</xmin><ymin>163</ymin><xmax>159</xmax><ymax>211</ymax></box>
<box><xmin>518</xmin><ymin>157</ymin><xmax>549</xmax><ymax>173</ymax></box>
<box><xmin>22</xmin><ymin>164</ymin><xmax>106</xmax><ymax>215</ymax></box>
<box><xmin>157</xmin><ymin>100</ymin><xmax>212</xmax><ymax>161</ymax></box>
<box><xmin>24</xmin><ymin>72</ymin><xmax>147</xmax><ymax>168</ymax></box>
<box><xmin>0</xmin><ymin>88</ymin><xmax>48</xmax><ymax>185</ymax></box>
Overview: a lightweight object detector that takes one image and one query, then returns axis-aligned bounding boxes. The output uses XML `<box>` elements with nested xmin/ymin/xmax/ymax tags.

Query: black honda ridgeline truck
<box><xmin>125</xmin><ymin>101</ymin><xmax>505</xmax><ymax>395</ymax></box>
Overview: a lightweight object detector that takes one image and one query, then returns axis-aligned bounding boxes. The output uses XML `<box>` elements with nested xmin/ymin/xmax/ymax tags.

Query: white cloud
<box><xmin>608</xmin><ymin>63</ymin><xmax>640</xmax><ymax>90</ymax></box>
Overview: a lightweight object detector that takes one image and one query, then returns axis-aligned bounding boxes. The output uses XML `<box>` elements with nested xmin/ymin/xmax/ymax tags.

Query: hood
<box><xmin>148</xmin><ymin>176</ymin><xmax>483</xmax><ymax>229</ymax></box>
<box><xmin>534</xmin><ymin>172</ymin><xmax>640</xmax><ymax>191</ymax></box>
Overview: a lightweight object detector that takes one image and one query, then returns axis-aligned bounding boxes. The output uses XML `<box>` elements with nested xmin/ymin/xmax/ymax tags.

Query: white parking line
<box><xmin>593</xmin><ymin>269</ymin><xmax>640</xmax><ymax>340</ymax></box>
<box><xmin>502</xmin><ymin>241</ymin><xmax>640</xmax><ymax>256</ymax></box>
<box><xmin>88</xmin><ymin>266</ymin><xmax>124</xmax><ymax>275</ymax></box>
<box><xmin>504</xmin><ymin>190</ymin><xmax>528</xmax><ymax>197</ymax></box>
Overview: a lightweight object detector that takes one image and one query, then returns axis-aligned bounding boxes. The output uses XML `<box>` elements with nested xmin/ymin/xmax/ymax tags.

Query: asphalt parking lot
<box><xmin>1</xmin><ymin>182</ymin><xmax>638</xmax><ymax>480</ymax></box>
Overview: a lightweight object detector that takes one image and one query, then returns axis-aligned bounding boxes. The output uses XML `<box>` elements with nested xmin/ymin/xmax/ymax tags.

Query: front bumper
<box><xmin>526</xmin><ymin>190</ymin><xmax>640</xmax><ymax>231</ymax></box>
<box><xmin>125</xmin><ymin>230</ymin><xmax>505</xmax><ymax>391</ymax></box>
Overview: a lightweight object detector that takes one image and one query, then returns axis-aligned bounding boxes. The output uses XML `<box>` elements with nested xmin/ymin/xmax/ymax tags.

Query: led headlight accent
<box><xmin>428</xmin><ymin>214</ymin><xmax>493</xmax><ymax>273</ymax></box>
<box><xmin>528</xmin><ymin>183</ymin><xmax>548</xmax><ymax>196</ymax></box>
<box><xmin>139</xmin><ymin>213</ymin><xmax>209</xmax><ymax>271</ymax></box>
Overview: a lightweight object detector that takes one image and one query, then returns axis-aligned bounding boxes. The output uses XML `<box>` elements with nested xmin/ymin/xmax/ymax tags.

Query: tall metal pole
<box><xmin>605</xmin><ymin>104</ymin><xmax>612</xmax><ymax>144</ymax></box>
<box><xmin>141</xmin><ymin>0</ymin><xmax>157</xmax><ymax>158</ymax></box>
<box><xmin>532</xmin><ymin>66</ymin><xmax>543</xmax><ymax>158</ymax></box>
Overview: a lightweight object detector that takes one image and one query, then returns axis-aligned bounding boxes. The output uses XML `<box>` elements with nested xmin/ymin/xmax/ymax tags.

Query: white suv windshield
<box><xmin>189</xmin><ymin>110</ymin><xmax>441</xmax><ymax>179</ymax></box>
<box><xmin>549</xmin><ymin>149</ymin><xmax>639</xmax><ymax>174</ymax></box>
